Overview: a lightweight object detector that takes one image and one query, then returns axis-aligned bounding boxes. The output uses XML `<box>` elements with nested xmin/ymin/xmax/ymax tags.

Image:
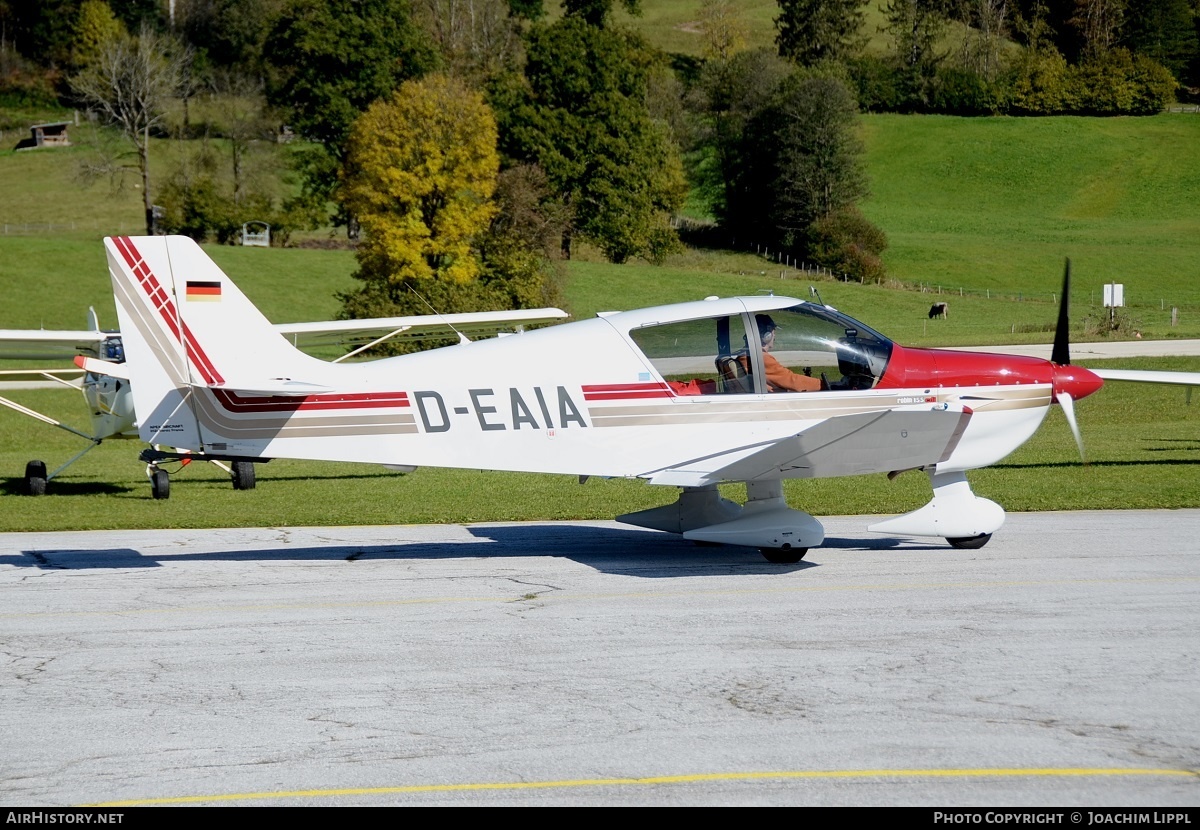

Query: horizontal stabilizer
<box><xmin>74</xmin><ymin>355</ymin><xmax>130</xmax><ymax>379</ymax></box>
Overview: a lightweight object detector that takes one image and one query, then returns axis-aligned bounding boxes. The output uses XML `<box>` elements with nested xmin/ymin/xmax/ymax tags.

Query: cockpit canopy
<box><xmin>628</xmin><ymin>302</ymin><xmax>894</xmax><ymax>396</ymax></box>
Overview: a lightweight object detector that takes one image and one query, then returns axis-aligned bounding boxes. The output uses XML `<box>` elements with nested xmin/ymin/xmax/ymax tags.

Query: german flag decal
<box><xmin>186</xmin><ymin>280</ymin><xmax>221</xmax><ymax>302</ymax></box>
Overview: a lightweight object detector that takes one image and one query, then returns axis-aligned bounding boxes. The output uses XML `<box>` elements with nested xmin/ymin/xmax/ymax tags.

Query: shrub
<box><xmin>1070</xmin><ymin>50</ymin><xmax>1178</xmax><ymax>115</ymax></box>
<box><xmin>929</xmin><ymin>66</ymin><xmax>1005</xmax><ymax>115</ymax></box>
<box><xmin>1006</xmin><ymin>48</ymin><xmax>1075</xmax><ymax>115</ymax></box>
<box><xmin>803</xmin><ymin>206</ymin><xmax>888</xmax><ymax>283</ymax></box>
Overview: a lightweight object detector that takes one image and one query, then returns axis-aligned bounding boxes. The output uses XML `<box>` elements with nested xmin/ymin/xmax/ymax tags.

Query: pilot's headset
<box><xmin>755</xmin><ymin>314</ymin><xmax>779</xmax><ymax>346</ymax></box>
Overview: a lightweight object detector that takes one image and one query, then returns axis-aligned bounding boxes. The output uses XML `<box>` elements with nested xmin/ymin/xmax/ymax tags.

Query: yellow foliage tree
<box><xmin>340</xmin><ymin>74</ymin><xmax>500</xmax><ymax>286</ymax></box>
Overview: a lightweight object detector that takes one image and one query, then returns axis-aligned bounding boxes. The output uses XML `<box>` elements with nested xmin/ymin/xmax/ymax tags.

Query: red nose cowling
<box><xmin>878</xmin><ymin>345</ymin><xmax>1104</xmax><ymax>403</ymax></box>
<box><xmin>1050</xmin><ymin>364</ymin><xmax>1105</xmax><ymax>402</ymax></box>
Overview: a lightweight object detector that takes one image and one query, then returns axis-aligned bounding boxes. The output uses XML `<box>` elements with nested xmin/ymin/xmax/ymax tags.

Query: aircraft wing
<box><xmin>647</xmin><ymin>405</ymin><xmax>972</xmax><ymax>487</ymax></box>
<box><xmin>274</xmin><ymin>308</ymin><xmax>569</xmax><ymax>351</ymax></box>
<box><xmin>1092</xmin><ymin>368</ymin><xmax>1200</xmax><ymax>386</ymax></box>
<box><xmin>0</xmin><ymin>329</ymin><xmax>107</xmax><ymax>360</ymax></box>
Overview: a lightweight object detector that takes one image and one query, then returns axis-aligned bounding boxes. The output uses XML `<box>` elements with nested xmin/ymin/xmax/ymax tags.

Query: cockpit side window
<box><xmin>629</xmin><ymin>315</ymin><xmax>754</xmax><ymax>396</ymax></box>
<box><xmin>761</xmin><ymin>304</ymin><xmax>894</xmax><ymax>391</ymax></box>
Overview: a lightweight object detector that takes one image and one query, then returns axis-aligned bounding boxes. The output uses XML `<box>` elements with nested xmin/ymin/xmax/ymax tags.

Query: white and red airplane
<box><xmin>1</xmin><ymin>281</ymin><xmax>566</xmax><ymax>495</ymax></box>
<box><xmin>98</xmin><ymin>234</ymin><xmax>1156</xmax><ymax>562</ymax></box>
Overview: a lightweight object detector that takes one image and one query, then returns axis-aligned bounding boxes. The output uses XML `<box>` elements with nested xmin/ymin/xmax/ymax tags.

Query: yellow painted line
<box><xmin>85</xmin><ymin>768</ymin><xmax>1199</xmax><ymax>806</ymax></box>
<box><xmin>4</xmin><ymin>576</ymin><xmax>1200</xmax><ymax>621</ymax></box>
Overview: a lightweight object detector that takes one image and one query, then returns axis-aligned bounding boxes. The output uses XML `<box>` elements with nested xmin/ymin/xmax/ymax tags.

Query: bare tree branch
<box><xmin>70</xmin><ymin>24</ymin><xmax>190</xmax><ymax>234</ymax></box>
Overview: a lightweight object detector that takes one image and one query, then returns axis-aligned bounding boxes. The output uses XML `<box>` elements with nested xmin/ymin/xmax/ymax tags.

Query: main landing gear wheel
<box><xmin>25</xmin><ymin>460</ymin><xmax>47</xmax><ymax>496</ymax></box>
<box><xmin>760</xmin><ymin>546</ymin><xmax>808</xmax><ymax>564</ymax></box>
<box><xmin>947</xmin><ymin>533</ymin><xmax>992</xmax><ymax>550</ymax></box>
<box><xmin>231</xmin><ymin>461</ymin><xmax>256</xmax><ymax>490</ymax></box>
<box><xmin>150</xmin><ymin>468</ymin><xmax>170</xmax><ymax>500</ymax></box>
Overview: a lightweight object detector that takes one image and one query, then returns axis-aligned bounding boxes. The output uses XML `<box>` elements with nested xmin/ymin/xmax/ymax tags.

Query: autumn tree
<box><xmin>341</xmin><ymin>74</ymin><xmax>498</xmax><ymax>287</ymax></box>
<box><xmin>337</xmin><ymin>74</ymin><xmax>562</xmax><ymax>338</ymax></box>
<box><xmin>71</xmin><ymin>23</ymin><xmax>189</xmax><ymax>234</ymax></box>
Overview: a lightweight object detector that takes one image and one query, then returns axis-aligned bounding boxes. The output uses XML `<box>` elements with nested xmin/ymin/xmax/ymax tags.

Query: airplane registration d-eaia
<box><xmin>104</xmin><ymin>235</ymin><xmax>1107</xmax><ymax>563</ymax></box>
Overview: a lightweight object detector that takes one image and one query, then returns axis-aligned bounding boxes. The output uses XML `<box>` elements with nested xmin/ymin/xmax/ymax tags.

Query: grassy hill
<box><xmin>861</xmin><ymin>113</ymin><xmax>1200</xmax><ymax>317</ymax></box>
<box><xmin>9</xmin><ymin>110</ymin><xmax>1200</xmax><ymax>344</ymax></box>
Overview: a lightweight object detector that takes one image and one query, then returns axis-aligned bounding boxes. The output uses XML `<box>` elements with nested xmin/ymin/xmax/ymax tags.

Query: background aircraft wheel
<box><xmin>760</xmin><ymin>546</ymin><xmax>807</xmax><ymax>564</ymax></box>
<box><xmin>947</xmin><ymin>533</ymin><xmax>991</xmax><ymax>550</ymax></box>
<box><xmin>150</xmin><ymin>469</ymin><xmax>170</xmax><ymax>500</ymax></box>
<box><xmin>25</xmin><ymin>460</ymin><xmax>47</xmax><ymax>496</ymax></box>
<box><xmin>231</xmin><ymin>461</ymin><xmax>256</xmax><ymax>490</ymax></box>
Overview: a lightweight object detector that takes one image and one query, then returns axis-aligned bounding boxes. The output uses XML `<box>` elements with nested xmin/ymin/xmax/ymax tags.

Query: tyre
<box><xmin>25</xmin><ymin>460</ymin><xmax>47</xmax><ymax>496</ymax></box>
<box><xmin>150</xmin><ymin>469</ymin><xmax>170</xmax><ymax>500</ymax></box>
<box><xmin>760</xmin><ymin>546</ymin><xmax>807</xmax><ymax>564</ymax></box>
<box><xmin>947</xmin><ymin>533</ymin><xmax>991</xmax><ymax>550</ymax></box>
<box><xmin>231</xmin><ymin>461</ymin><xmax>256</xmax><ymax>490</ymax></box>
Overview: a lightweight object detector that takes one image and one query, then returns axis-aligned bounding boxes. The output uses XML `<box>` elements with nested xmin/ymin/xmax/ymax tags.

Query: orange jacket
<box><xmin>738</xmin><ymin>353</ymin><xmax>822</xmax><ymax>392</ymax></box>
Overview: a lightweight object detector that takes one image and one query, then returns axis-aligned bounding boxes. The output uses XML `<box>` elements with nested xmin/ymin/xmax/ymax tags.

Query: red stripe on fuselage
<box><xmin>582</xmin><ymin>382</ymin><xmax>674</xmax><ymax>401</ymax></box>
<box><xmin>212</xmin><ymin>388</ymin><xmax>410</xmax><ymax>412</ymax></box>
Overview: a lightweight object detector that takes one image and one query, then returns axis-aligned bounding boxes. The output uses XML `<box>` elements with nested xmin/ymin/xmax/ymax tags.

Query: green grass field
<box><xmin>2</xmin><ymin>105</ymin><xmax>1199</xmax><ymax>530</ymax></box>
<box><xmin>861</xmin><ymin>113</ymin><xmax>1200</xmax><ymax>315</ymax></box>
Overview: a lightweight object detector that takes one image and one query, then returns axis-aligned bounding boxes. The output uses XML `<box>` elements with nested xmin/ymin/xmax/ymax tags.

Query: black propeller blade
<box><xmin>1048</xmin><ymin>258</ymin><xmax>1086</xmax><ymax>462</ymax></box>
<box><xmin>1051</xmin><ymin>258</ymin><xmax>1071</xmax><ymax>366</ymax></box>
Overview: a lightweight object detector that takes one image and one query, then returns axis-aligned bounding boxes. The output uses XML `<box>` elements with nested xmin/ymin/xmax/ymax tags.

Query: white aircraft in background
<box><xmin>91</xmin><ymin>234</ymin><xmax>1200</xmax><ymax>563</ymax></box>
<box><xmin>0</xmin><ymin>296</ymin><xmax>567</xmax><ymax>496</ymax></box>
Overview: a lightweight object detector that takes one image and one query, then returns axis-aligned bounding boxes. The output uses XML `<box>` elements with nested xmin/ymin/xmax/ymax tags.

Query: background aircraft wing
<box><xmin>274</xmin><ymin>308</ymin><xmax>569</xmax><ymax>351</ymax></box>
<box><xmin>0</xmin><ymin>329</ymin><xmax>107</xmax><ymax>360</ymax></box>
<box><xmin>0</xmin><ymin>367</ymin><xmax>85</xmax><ymax>386</ymax></box>
<box><xmin>1092</xmin><ymin>368</ymin><xmax>1200</xmax><ymax>386</ymax></box>
<box><xmin>648</xmin><ymin>406</ymin><xmax>972</xmax><ymax>487</ymax></box>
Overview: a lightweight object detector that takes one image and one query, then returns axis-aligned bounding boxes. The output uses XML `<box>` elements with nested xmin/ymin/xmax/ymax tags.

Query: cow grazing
<box><xmin>928</xmin><ymin>302</ymin><xmax>948</xmax><ymax>319</ymax></box>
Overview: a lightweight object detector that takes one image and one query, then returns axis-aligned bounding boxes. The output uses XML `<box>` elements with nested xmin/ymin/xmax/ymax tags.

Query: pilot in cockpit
<box><xmin>748</xmin><ymin>314</ymin><xmax>822</xmax><ymax>393</ymax></box>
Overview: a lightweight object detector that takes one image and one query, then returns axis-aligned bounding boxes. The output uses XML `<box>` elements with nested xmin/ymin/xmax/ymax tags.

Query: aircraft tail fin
<box><xmin>106</xmin><ymin>235</ymin><xmax>324</xmax><ymax>451</ymax></box>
